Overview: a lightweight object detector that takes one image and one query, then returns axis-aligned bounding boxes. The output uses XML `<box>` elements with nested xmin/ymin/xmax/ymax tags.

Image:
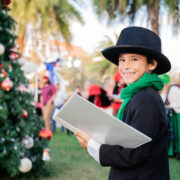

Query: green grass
<box><xmin>39</xmin><ymin>129</ymin><xmax>109</xmax><ymax>180</ymax></box>
<box><xmin>169</xmin><ymin>158</ymin><xmax>180</xmax><ymax>180</ymax></box>
<box><xmin>16</xmin><ymin>128</ymin><xmax>180</xmax><ymax>180</ymax></box>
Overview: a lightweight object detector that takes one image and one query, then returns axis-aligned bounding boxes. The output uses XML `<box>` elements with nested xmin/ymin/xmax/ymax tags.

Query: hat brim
<box><xmin>101</xmin><ymin>45</ymin><xmax>171</xmax><ymax>75</ymax></box>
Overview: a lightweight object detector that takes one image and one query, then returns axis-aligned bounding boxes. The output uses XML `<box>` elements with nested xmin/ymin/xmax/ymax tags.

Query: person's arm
<box><xmin>109</xmin><ymin>94</ymin><xmax>122</xmax><ymax>102</ymax></box>
<box><xmin>48</xmin><ymin>94</ymin><xmax>56</xmax><ymax>104</ymax></box>
<box><xmin>75</xmin><ymin>132</ymin><xmax>101</xmax><ymax>163</ymax></box>
<box><xmin>63</xmin><ymin>92</ymin><xmax>68</xmax><ymax>104</ymax></box>
<box><xmin>113</xmin><ymin>98</ymin><xmax>122</xmax><ymax>102</ymax></box>
<box><xmin>76</xmin><ymin>92</ymin><xmax>163</xmax><ymax>169</ymax></box>
<box><xmin>75</xmin><ymin>132</ymin><xmax>90</xmax><ymax>150</ymax></box>
<box><xmin>99</xmin><ymin>94</ymin><xmax>161</xmax><ymax>169</ymax></box>
<box><xmin>48</xmin><ymin>85</ymin><xmax>56</xmax><ymax>104</ymax></box>
<box><xmin>77</xmin><ymin>93</ymin><xmax>161</xmax><ymax>169</ymax></box>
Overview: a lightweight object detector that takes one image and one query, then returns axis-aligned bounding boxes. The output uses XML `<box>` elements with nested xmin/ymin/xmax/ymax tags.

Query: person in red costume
<box><xmin>88</xmin><ymin>84</ymin><xmax>111</xmax><ymax>108</ymax></box>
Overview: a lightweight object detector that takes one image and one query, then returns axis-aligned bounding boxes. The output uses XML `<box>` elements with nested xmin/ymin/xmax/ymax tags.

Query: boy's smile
<box><xmin>118</xmin><ymin>53</ymin><xmax>157</xmax><ymax>85</ymax></box>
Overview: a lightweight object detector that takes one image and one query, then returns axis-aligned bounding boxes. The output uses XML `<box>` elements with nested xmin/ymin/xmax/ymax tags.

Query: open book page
<box><xmin>53</xmin><ymin>94</ymin><xmax>152</xmax><ymax>148</ymax></box>
<box><xmin>53</xmin><ymin>108</ymin><xmax>87</xmax><ymax>137</ymax></box>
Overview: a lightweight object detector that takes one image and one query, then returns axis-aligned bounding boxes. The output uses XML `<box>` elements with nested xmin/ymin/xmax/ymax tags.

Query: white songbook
<box><xmin>53</xmin><ymin>93</ymin><xmax>151</xmax><ymax>148</ymax></box>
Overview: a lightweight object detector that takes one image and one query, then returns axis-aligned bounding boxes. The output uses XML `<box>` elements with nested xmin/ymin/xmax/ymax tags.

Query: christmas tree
<box><xmin>0</xmin><ymin>1</ymin><xmax>48</xmax><ymax>178</ymax></box>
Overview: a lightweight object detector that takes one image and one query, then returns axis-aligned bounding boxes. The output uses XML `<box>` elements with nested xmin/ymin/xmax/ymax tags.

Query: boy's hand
<box><xmin>75</xmin><ymin>131</ymin><xmax>90</xmax><ymax>150</ymax></box>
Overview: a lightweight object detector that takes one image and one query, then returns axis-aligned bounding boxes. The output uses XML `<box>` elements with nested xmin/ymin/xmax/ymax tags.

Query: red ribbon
<box><xmin>1</xmin><ymin>68</ymin><xmax>7</xmax><ymax>78</ymax></box>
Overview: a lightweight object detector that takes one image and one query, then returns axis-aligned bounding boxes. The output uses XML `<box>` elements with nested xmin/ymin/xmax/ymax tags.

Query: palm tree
<box><xmin>92</xmin><ymin>0</ymin><xmax>180</xmax><ymax>35</ymax></box>
<box><xmin>87</xmin><ymin>34</ymin><xmax>118</xmax><ymax>81</ymax></box>
<box><xmin>9</xmin><ymin>0</ymin><xmax>83</xmax><ymax>53</ymax></box>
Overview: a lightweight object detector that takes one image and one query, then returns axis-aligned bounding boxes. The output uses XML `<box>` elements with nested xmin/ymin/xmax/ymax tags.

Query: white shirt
<box><xmin>87</xmin><ymin>138</ymin><xmax>101</xmax><ymax>163</ymax></box>
<box><xmin>54</xmin><ymin>90</ymin><xmax>68</xmax><ymax>107</ymax></box>
<box><xmin>168</xmin><ymin>86</ymin><xmax>180</xmax><ymax>113</ymax></box>
<box><xmin>160</xmin><ymin>92</ymin><xmax>167</xmax><ymax>103</ymax></box>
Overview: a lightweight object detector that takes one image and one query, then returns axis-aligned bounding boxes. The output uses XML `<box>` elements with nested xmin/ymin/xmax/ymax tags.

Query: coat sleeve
<box><xmin>99</xmin><ymin>93</ymin><xmax>161</xmax><ymax>168</ymax></box>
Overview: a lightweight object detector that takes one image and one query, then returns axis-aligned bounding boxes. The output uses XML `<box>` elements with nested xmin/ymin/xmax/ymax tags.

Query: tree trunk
<box><xmin>17</xmin><ymin>20</ymin><xmax>25</xmax><ymax>54</ymax></box>
<box><xmin>118</xmin><ymin>0</ymin><xmax>125</xmax><ymax>14</ymax></box>
<box><xmin>17</xmin><ymin>35</ymin><xmax>25</xmax><ymax>54</ymax></box>
<box><xmin>147</xmin><ymin>1</ymin><xmax>160</xmax><ymax>35</ymax></box>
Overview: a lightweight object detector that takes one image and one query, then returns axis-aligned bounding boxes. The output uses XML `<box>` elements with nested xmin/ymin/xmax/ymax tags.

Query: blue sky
<box><xmin>70</xmin><ymin>0</ymin><xmax>180</xmax><ymax>71</ymax></box>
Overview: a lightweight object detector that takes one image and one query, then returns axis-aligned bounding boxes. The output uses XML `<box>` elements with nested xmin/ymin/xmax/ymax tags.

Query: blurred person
<box><xmin>65</xmin><ymin>84</ymin><xmax>81</xmax><ymax>136</ymax></box>
<box><xmin>35</xmin><ymin>80</ymin><xmax>42</xmax><ymax>117</ymax></box>
<box><xmin>161</xmin><ymin>74</ymin><xmax>180</xmax><ymax>159</ymax></box>
<box><xmin>75</xmin><ymin>85</ymin><xmax>81</xmax><ymax>96</ymax></box>
<box><xmin>103</xmin><ymin>76</ymin><xmax>114</xmax><ymax>96</ymax></box>
<box><xmin>159</xmin><ymin>74</ymin><xmax>174</xmax><ymax>157</ymax></box>
<box><xmin>40</xmin><ymin>76</ymin><xmax>56</xmax><ymax>130</ymax></box>
<box><xmin>51</xmin><ymin>82</ymin><xmax>68</xmax><ymax>132</ymax></box>
<box><xmin>88</xmin><ymin>84</ymin><xmax>112</xmax><ymax>114</ymax></box>
<box><xmin>81</xmin><ymin>81</ymin><xmax>91</xmax><ymax>99</ymax></box>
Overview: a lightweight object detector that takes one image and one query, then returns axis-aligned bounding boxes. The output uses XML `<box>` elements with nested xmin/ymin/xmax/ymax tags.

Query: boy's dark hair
<box><xmin>147</xmin><ymin>57</ymin><xmax>154</xmax><ymax>64</ymax></box>
<box><xmin>147</xmin><ymin>56</ymin><xmax>157</xmax><ymax>73</ymax></box>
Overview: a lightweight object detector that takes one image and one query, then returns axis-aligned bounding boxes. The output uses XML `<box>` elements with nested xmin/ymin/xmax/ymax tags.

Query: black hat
<box><xmin>101</xmin><ymin>26</ymin><xmax>171</xmax><ymax>74</ymax></box>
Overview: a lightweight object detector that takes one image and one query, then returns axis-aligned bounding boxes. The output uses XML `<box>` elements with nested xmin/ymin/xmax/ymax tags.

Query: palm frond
<box><xmin>87</xmin><ymin>33</ymin><xmax>118</xmax><ymax>79</ymax></box>
<box><xmin>9</xmin><ymin>0</ymin><xmax>83</xmax><ymax>41</ymax></box>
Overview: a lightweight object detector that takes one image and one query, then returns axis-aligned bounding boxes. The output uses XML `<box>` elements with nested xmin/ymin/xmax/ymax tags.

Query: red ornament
<box><xmin>1</xmin><ymin>77</ymin><xmax>13</xmax><ymax>91</ymax></box>
<box><xmin>11</xmin><ymin>46</ymin><xmax>19</xmax><ymax>52</ymax></box>
<box><xmin>1</xmin><ymin>68</ymin><xmax>7</xmax><ymax>78</ymax></box>
<box><xmin>21</xmin><ymin>110</ymin><xmax>28</xmax><ymax>118</ymax></box>
<box><xmin>0</xmin><ymin>0</ymin><xmax>12</xmax><ymax>8</ymax></box>
<box><xmin>9</xmin><ymin>51</ymin><xmax>19</xmax><ymax>60</ymax></box>
<box><xmin>39</xmin><ymin>129</ymin><xmax>53</xmax><ymax>140</ymax></box>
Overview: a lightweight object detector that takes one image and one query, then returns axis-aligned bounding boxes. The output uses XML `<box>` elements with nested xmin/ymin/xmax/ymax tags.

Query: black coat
<box><xmin>99</xmin><ymin>87</ymin><xmax>170</xmax><ymax>180</ymax></box>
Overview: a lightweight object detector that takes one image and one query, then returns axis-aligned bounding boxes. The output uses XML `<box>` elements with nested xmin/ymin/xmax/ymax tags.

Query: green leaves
<box><xmin>0</xmin><ymin>102</ymin><xmax>8</xmax><ymax>120</ymax></box>
<box><xmin>92</xmin><ymin>0</ymin><xmax>180</xmax><ymax>34</ymax></box>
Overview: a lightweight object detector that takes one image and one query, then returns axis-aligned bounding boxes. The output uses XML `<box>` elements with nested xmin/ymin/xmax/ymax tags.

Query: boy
<box><xmin>76</xmin><ymin>26</ymin><xmax>171</xmax><ymax>180</ymax></box>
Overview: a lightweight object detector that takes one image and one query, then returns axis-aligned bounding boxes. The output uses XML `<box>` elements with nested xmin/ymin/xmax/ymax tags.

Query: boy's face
<box><xmin>118</xmin><ymin>53</ymin><xmax>157</xmax><ymax>85</ymax></box>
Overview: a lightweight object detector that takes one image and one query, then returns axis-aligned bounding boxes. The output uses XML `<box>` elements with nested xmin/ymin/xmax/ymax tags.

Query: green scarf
<box><xmin>116</xmin><ymin>72</ymin><xmax>164</xmax><ymax>120</ymax></box>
